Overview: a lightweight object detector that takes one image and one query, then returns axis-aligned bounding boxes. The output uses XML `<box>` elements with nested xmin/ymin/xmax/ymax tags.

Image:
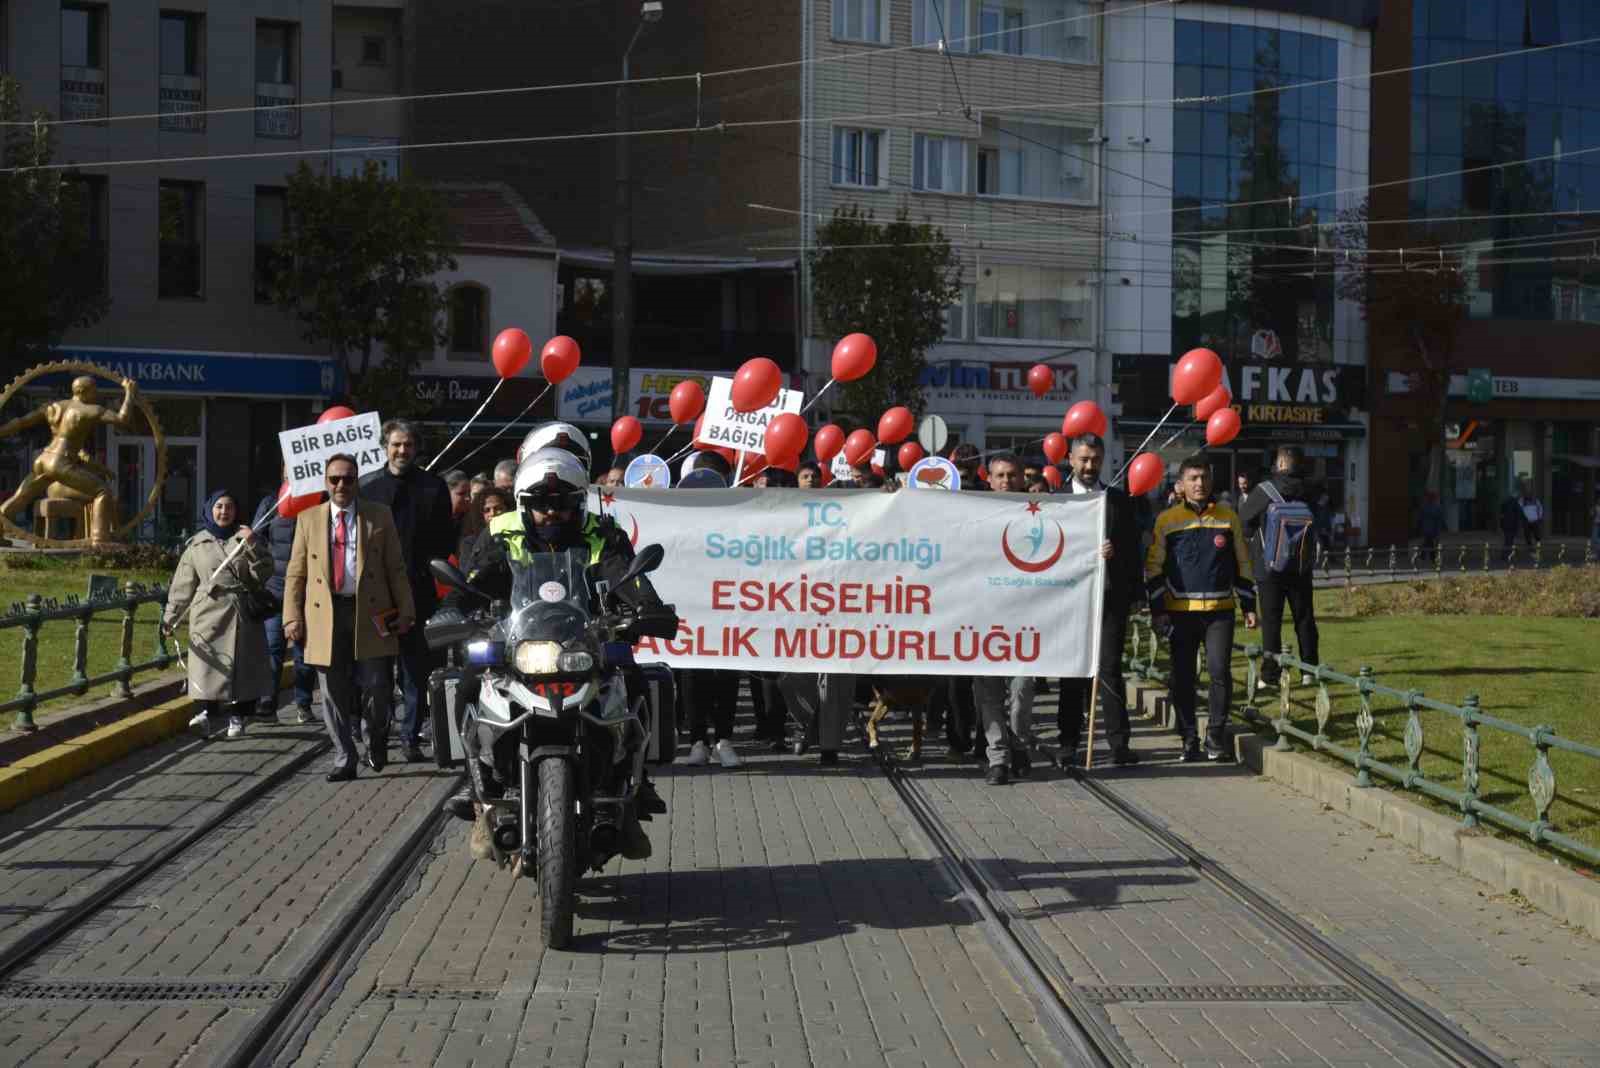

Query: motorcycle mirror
<box><xmin>430</xmin><ymin>558</ymin><xmax>487</xmax><ymax>599</ymax></box>
<box><xmin>615</xmin><ymin>543</ymin><xmax>665</xmax><ymax>589</ymax></box>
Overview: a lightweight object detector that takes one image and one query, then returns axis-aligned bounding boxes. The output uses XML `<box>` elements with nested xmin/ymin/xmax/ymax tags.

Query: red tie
<box><xmin>333</xmin><ymin>511</ymin><xmax>348</xmax><ymax>592</ymax></box>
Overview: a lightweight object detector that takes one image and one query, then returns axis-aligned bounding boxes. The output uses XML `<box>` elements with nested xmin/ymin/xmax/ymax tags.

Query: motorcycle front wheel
<box><xmin>535</xmin><ymin>757</ymin><xmax>577</xmax><ymax>949</ymax></box>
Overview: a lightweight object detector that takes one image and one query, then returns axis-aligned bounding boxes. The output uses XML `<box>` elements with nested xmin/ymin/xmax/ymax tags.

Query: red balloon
<box><xmin>764</xmin><ymin>412</ymin><xmax>808</xmax><ymax>465</ymax></box>
<box><xmin>1194</xmin><ymin>385</ymin><xmax>1232</xmax><ymax>422</ymax></box>
<box><xmin>434</xmin><ymin>553</ymin><xmax>461</xmax><ymax>601</ymax></box>
<box><xmin>276</xmin><ymin>481</ymin><xmax>322</xmax><ymax>519</ymax></box>
<box><xmin>831</xmin><ymin>333</ymin><xmax>877</xmax><ymax>383</ymax></box>
<box><xmin>669</xmin><ymin>379</ymin><xmax>706</xmax><ymax>424</ymax></box>
<box><xmin>877</xmin><ymin>405</ymin><xmax>913</xmax><ymax>445</ymax></box>
<box><xmin>1027</xmin><ymin>363</ymin><xmax>1054</xmax><ymax>398</ymax></box>
<box><xmin>1042</xmin><ymin>432</ymin><xmax>1067</xmax><ymax>465</ymax></box>
<box><xmin>1126</xmin><ymin>453</ymin><xmax>1164</xmax><ymax>496</ymax></box>
<box><xmin>737</xmin><ymin>451</ymin><xmax>768</xmax><ymax>481</ymax></box>
<box><xmin>818</xmin><ymin>466</ymin><xmax>834</xmax><ymax>487</ymax></box>
<box><xmin>1061</xmin><ymin>400</ymin><xmax>1108</xmax><ymax>440</ymax></box>
<box><xmin>712</xmin><ymin>445</ymin><xmax>738</xmax><ymax>468</ymax></box>
<box><xmin>1042</xmin><ymin>465</ymin><xmax>1063</xmax><ymax>489</ymax></box>
<box><xmin>843</xmin><ymin>428</ymin><xmax>875</xmax><ymax>467</ymax></box>
<box><xmin>1205</xmin><ymin>406</ymin><xmax>1242</xmax><ymax>447</ymax></box>
<box><xmin>897</xmin><ymin>441</ymin><xmax>925</xmax><ymax>469</ymax></box>
<box><xmin>610</xmin><ymin>415</ymin><xmax>642</xmax><ymax>455</ymax></box>
<box><xmin>731</xmin><ymin>356</ymin><xmax>783</xmax><ymax>413</ymax></box>
<box><xmin>814</xmin><ymin>423</ymin><xmax>845</xmax><ymax>463</ymax></box>
<box><xmin>540</xmin><ymin>335</ymin><xmax>582</xmax><ymax>384</ymax></box>
<box><xmin>317</xmin><ymin>406</ymin><xmax>355</xmax><ymax>424</ymax></box>
<box><xmin>491</xmin><ymin>328</ymin><xmax>533</xmax><ymax>379</ymax></box>
<box><xmin>1172</xmin><ymin>347</ymin><xmax>1223</xmax><ymax>405</ymax></box>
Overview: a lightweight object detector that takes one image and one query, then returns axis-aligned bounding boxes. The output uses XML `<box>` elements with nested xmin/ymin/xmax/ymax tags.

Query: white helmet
<box><xmin>513</xmin><ymin>447</ymin><xmax>590</xmax><ymax>522</ymax></box>
<box><xmin>517</xmin><ymin>421</ymin><xmax>591</xmax><ymax>472</ymax></box>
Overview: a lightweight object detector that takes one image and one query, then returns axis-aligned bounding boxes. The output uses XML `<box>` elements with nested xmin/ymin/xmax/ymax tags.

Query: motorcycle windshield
<box><xmin>507</xmin><ymin>550</ymin><xmax>592</xmax><ymax>645</ymax></box>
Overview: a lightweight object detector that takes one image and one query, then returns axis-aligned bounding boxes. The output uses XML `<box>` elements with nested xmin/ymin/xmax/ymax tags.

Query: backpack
<box><xmin>1258</xmin><ymin>481</ymin><xmax>1315</xmax><ymax>575</ymax></box>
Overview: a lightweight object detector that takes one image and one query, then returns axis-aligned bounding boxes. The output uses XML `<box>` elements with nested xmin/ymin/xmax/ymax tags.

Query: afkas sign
<box><xmin>1115</xmin><ymin>356</ymin><xmax>1367</xmax><ymax>423</ymax></box>
<box><xmin>917</xmin><ymin>356</ymin><xmax>1084</xmax><ymax>416</ymax></box>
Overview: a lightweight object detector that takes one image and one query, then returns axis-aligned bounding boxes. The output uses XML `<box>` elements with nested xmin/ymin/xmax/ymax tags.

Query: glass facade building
<box><xmin>1172</xmin><ymin>18</ymin><xmax>1343</xmax><ymax>363</ymax></box>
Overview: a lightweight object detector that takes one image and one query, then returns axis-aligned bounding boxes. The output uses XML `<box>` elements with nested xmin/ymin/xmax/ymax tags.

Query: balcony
<box><xmin>255</xmin><ymin>83</ymin><xmax>299</xmax><ymax>138</ymax></box>
<box><xmin>158</xmin><ymin>75</ymin><xmax>204</xmax><ymax>132</ymax></box>
<box><xmin>554</xmin><ymin>322</ymin><xmax>798</xmax><ymax>373</ymax></box>
<box><xmin>60</xmin><ymin>66</ymin><xmax>106</xmax><ymax>122</ymax></box>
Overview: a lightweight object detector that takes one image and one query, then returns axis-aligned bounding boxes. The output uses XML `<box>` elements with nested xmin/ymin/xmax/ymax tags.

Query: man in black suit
<box><xmin>1056</xmin><ymin>433</ymin><xmax>1143</xmax><ymax>767</ymax></box>
<box><xmin>357</xmin><ymin>418</ymin><xmax>456</xmax><ymax>761</ymax></box>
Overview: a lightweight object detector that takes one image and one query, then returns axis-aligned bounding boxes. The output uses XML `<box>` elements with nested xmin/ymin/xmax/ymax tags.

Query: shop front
<box><xmin>413</xmin><ymin>373</ymin><xmax>557</xmax><ymax>476</ymax></box>
<box><xmin>1114</xmin><ymin>355</ymin><xmax>1370</xmax><ymax>543</ymax></box>
<box><xmin>916</xmin><ymin>350</ymin><xmax>1100</xmax><ymax>462</ymax></box>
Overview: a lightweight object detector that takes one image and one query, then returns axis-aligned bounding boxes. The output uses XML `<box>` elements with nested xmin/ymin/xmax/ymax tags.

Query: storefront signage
<box><xmin>1116</xmin><ymin>356</ymin><xmax>1366</xmax><ymax>428</ymax></box>
<box><xmin>1386</xmin><ymin>371</ymin><xmax>1600</xmax><ymax>402</ymax></box>
<box><xmin>412</xmin><ymin>374</ymin><xmax>552</xmax><ymax>423</ymax></box>
<box><xmin>917</xmin><ymin>357</ymin><xmax>1084</xmax><ymax>416</ymax></box>
<box><xmin>558</xmin><ymin>367</ymin><xmax>762</xmax><ymax>425</ymax></box>
<box><xmin>53</xmin><ymin>347</ymin><xmax>341</xmax><ymax>397</ymax></box>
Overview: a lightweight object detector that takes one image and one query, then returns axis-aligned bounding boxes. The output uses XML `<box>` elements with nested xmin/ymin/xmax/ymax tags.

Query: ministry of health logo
<box><xmin>1000</xmin><ymin>501</ymin><xmax>1064</xmax><ymax>574</ymax></box>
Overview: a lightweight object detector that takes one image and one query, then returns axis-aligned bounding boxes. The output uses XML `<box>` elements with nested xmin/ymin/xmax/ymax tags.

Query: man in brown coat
<box><xmin>284</xmin><ymin>453</ymin><xmax>416</xmax><ymax>781</ymax></box>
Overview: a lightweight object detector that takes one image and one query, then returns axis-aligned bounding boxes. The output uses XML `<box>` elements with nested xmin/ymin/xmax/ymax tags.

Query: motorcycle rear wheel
<box><xmin>536</xmin><ymin>757</ymin><xmax>577</xmax><ymax>948</ymax></box>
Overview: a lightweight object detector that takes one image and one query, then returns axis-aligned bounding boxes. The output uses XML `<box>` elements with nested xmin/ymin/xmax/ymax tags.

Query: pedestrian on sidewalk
<box><xmin>252</xmin><ymin>474</ymin><xmax>318</xmax><ymax>725</ymax></box>
<box><xmin>1517</xmin><ymin>481</ymin><xmax>1545</xmax><ymax>547</ymax></box>
<box><xmin>1499</xmin><ymin>495</ymin><xmax>1522</xmax><ymax>562</ymax></box>
<box><xmin>980</xmin><ymin>452</ymin><xmax>1040</xmax><ymax>785</ymax></box>
<box><xmin>284</xmin><ymin>454</ymin><xmax>416</xmax><ymax>782</ymax></box>
<box><xmin>1238</xmin><ymin>445</ymin><xmax>1319</xmax><ymax>693</ymax></box>
<box><xmin>1057</xmin><ymin>434</ymin><xmax>1143</xmax><ymax>769</ymax></box>
<box><xmin>1146</xmin><ymin>454</ymin><xmax>1258</xmax><ymax>762</ymax></box>
<box><xmin>359</xmin><ymin>419</ymin><xmax>455</xmax><ymax>763</ymax></box>
<box><xmin>163</xmin><ymin>489</ymin><xmax>275</xmax><ymax>740</ymax></box>
<box><xmin>1416</xmin><ymin>490</ymin><xmax>1444</xmax><ymax>562</ymax></box>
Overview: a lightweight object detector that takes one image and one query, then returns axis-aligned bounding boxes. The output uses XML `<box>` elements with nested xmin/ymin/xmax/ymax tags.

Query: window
<box><xmin>158</xmin><ymin>181</ymin><xmax>204</xmax><ymax>300</ymax></box>
<box><xmin>976</xmin><ymin>264</ymin><xmax>1091</xmax><ymax>342</ymax></box>
<box><xmin>832</xmin><ymin>126</ymin><xmax>887</xmax><ymax>187</ymax></box>
<box><xmin>974</xmin><ymin>1</ymin><xmax>1094</xmax><ymax>63</ymax></box>
<box><xmin>255</xmin><ymin>21</ymin><xmax>299</xmax><ymax>137</ymax></box>
<box><xmin>913</xmin><ymin>0</ymin><xmax>968</xmax><ymax>51</ymax></box>
<box><xmin>449</xmin><ymin>285</ymin><xmax>488</xmax><ymax>355</ymax></box>
<box><xmin>159</xmin><ymin>12</ymin><xmax>204</xmax><ymax>132</ymax></box>
<box><xmin>2</xmin><ymin>1</ymin><xmax>9</xmax><ymax>74</ymax></box>
<box><xmin>360</xmin><ymin>34</ymin><xmax>386</xmax><ymax>65</ymax></box>
<box><xmin>833</xmin><ymin>0</ymin><xmax>888</xmax><ymax>44</ymax></box>
<box><xmin>60</xmin><ymin>4</ymin><xmax>106</xmax><ymax>121</ymax></box>
<box><xmin>941</xmin><ymin>285</ymin><xmax>973</xmax><ymax>340</ymax></box>
<box><xmin>976</xmin><ymin>118</ymin><xmax>1095</xmax><ymax>202</ymax></box>
<box><xmin>254</xmin><ymin>187</ymin><xmax>286</xmax><ymax>304</ymax></box>
<box><xmin>914</xmin><ymin>134</ymin><xmax>969</xmax><ymax>193</ymax></box>
<box><xmin>67</xmin><ymin>175</ymin><xmax>107</xmax><ymax>295</ymax></box>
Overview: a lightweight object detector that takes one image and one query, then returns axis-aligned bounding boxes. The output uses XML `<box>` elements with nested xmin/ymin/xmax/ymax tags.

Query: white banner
<box><xmin>695</xmin><ymin>376</ymin><xmax>804</xmax><ymax>453</ymax></box>
<box><xmin>595</xmin><ymin>488</ymin><xmax>1105</xmax><ymax>677</ymax></box>
<box><xmin>279</xmin><ymin>412</ymin><xmax>385</xmax><ymax>495</ymax></box>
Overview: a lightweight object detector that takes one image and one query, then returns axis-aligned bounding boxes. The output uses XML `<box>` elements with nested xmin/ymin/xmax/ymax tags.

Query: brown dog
<box><xmin>866</xmin><ymin>680</ymin><xmax>940</xmax><ymax>761</ymax></box>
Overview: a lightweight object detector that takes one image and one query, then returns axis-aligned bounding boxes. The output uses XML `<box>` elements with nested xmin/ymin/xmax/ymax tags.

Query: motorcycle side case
<box><xmin>427</xmin><ymin>667</ymin><xmax>468</xmax><ymax>769</ymax></box>
<box><xmin>640</xmin><ymin>662</ymin><xmax>677</xmax><ymax>765</ymax></box>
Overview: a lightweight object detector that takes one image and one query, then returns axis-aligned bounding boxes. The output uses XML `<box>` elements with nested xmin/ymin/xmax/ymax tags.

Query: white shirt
<box><xmin>328</xmin><ymin>503</ymin><xmax>358</xmax><ymax>595</ymax></box>
<box><xmin>1069</xmin><ymin>477</ymin><xmax>1103</xmax><ymax>495</ymax></box>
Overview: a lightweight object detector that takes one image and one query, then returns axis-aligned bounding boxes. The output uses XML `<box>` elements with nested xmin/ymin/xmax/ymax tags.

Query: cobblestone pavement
<box><xmin>286</xmin><ymin>751</ymin><xmax>1057</xmax><ymax>1068</ymax></box>
<box><xmin>1098</xmin><ymin>713</ymin><xmax>1600</xmax><ymax>1068</ymax></box>
<box><xmin>0</xmin><ymin>713</ymin><xmax>457</xmax><ymax>1068</ymax></box>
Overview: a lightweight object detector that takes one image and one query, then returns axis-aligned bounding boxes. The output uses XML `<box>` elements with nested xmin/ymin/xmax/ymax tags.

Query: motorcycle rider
<box><xmin>517</xmin><ymin>421</ymin><xmax>592</xmax><ymax>469</ymax></box>
<box><xmin>447</xmin><ymin>446</ymin><xmax>675</xmax><ymax>860</ymax></box>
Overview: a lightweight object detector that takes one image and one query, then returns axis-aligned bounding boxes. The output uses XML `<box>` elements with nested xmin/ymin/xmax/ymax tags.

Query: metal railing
<box><xmin>2</xmin><ymin>583</ymin><xmax>177</xmax><ymax>732</ymax></box>
<box><xmin>1311</xmin><ymin>540</ymin><xmax>1598</xmax><ymax>582</ymax></box>
<box><xmin>1123</xmin><ymin>616</ymin><xmax>1600</xmax><ymax>869</ymax></box>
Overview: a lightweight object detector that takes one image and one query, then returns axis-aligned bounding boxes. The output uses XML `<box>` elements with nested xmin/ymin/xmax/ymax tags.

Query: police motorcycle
<box><xmin>426</xmin><ymin>525</ymin><xmax>673</xmax><ymax>949</ymax></box>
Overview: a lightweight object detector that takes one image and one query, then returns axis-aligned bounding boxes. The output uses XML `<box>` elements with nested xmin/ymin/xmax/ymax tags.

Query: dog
<box><xmin>865</xmin><ymin>679</ymin><xmax>940</xmax><ymax>761</ymax></box>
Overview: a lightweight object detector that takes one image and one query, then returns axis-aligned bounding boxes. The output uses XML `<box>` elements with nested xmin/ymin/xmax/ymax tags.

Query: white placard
<box><xmin>599</xmin><ymin>487</ymin><xmax>1106</xmax><ymax>677</ymax></box>
<box><xmin>278</xmin><ymin>412</ymin><xmax>385</xmax><ymax>495</ymax></box>
<box><xmin>694</xmin><ymin>376</ymin><xmax>804</xmax><ymax>453</ymax></box>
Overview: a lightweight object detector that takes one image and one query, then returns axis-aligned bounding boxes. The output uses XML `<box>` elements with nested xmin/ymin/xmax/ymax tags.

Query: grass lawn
<box><xmin>0</xmin><ymin>556</ymin><xmax>178</xmax><ymax>729</ymax></box>
<box><xmin>1133</xmin><ymin>585</ymin><xmax>1600</xmax><ymax>867</ymax></box>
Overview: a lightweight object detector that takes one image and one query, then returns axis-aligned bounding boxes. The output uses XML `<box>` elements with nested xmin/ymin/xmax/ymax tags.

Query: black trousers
<box><xmin>1167</xmin><ymin>610</ymin><xmax>1234</xmax><ymax>748</ymax></box>
<box><xmin>945</xmin><ymin>677</ymin><xmax>977</xmax><ymax>750</ymax></box>
<box><xmin>1057</xmin><ymin>602</ymin><xmax>1130</xmax><ymax>753</ymax></box>
<box><xmin>684</xmin><ymin>669</ymin><xmax>738</xmax><ymax>743</ymax></box>
<box><xmin>1257</xmin><ymin>573</ymin><xmax>1318</xmax><ymax>684</ymax></box>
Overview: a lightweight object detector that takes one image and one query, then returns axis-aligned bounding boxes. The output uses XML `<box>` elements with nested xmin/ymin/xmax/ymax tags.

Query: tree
<box><xmin>0</xmin><ymin>76</ymin><xmax>108</xmax><ymax>376</ymax></box>
<box><xmin>809</xmin><ymin>206</ymin><xmax>960</xmax><ymax>423</ymax></box>
<box><xmin>266</xmin><ymin>162</ymin><xmax>456</xmax><ymax>418</ymax></box>
<box><xmin>1334</xmin><ymin>197</ymin><xmax>1468</xmax><ymax>496</ymax></box>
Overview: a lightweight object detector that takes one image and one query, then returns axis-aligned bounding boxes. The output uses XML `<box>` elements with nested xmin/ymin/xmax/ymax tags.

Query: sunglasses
<box><xmin>326</xmin><ymin>474</ymin><xmax>356</xmax><ymax>485</ymax></box>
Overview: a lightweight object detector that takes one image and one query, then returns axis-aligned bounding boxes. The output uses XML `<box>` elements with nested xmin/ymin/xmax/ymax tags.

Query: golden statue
<box><xmin>0</xmin><ymin>361</ymin><xmax>166</xmax><ymax>548</ymax></box>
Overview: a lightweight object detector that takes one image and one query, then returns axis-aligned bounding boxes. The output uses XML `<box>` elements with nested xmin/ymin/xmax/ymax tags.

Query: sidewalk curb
<box><xmin>1125</xmin><ymin>679</ymin><xmax>1600</xmax><ymax>940</ymax></box>
<box><xmin>0</xmin><ymin>694</ymin><xmax>196</xmax><ymax>817</ymax></box>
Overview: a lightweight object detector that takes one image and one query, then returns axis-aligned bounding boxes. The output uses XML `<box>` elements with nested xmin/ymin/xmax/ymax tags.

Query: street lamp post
<box><xmin>612</xmin><ymin>1</ymin><xmax>663</xmax><ymax>427</ymax></box>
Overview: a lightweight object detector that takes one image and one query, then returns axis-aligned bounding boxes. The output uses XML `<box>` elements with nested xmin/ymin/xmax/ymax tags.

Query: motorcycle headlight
<box><xmin>513</xmin><ymin>640</ymin><xmax>562</xmax><ymax>675</ymax></box>
<box><xmin>557</xmin><ymin>650</ymin><xmax>594</xmax><ymax>674</ymax></box>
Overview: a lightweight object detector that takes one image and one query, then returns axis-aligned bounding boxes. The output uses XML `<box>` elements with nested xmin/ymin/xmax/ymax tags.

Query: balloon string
<box><xmin>444</xmin><ymin>382</ymin><xmax>553</xmax><ymax>472</ymax></box>
<box><xmin>426</xmin><ymin>378</ymin><xmax>507</xmax><ymax>471</ymax></box>
<box><xmin>206</xmin><ymin>486</ymin><xmax>287</xmax><ymax>583</ymax></box>
<box><xmin>651</xmin><ymin>423</ymin><xmax>679</xmax><ymax>455</ymax></box>
<box><xmin>1113</xmin><ymin>402</ymin><xmax>1180</xmax><ymax>484</ymax></box>
<box><xmin>665</xmin><ymin>439</ymin><xmax>697</xmax><ymax>464</ymax></box>
<box><xmin>1157</xmin><ymin>420</ymin><xmax>1198</xmax><ymax>451</ymax></box>
<box><xmin>799</xmin><ymin>378</ymin><xmax>835</xmax><ymax>415</ymax></box>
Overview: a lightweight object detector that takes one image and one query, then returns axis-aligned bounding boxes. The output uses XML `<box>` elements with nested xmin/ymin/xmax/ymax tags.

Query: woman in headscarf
<box><xmin>162</xmin><ymin>489</ymin><xmax>276</xmax><ymax>739</ymax></box>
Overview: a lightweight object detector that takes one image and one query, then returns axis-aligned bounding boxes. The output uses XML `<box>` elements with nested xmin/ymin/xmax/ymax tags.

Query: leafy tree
<box><xmin>809</xmin><ymin>206</ymin><xmax>960</xmax><ymax>423</ymax></box>
<box><xmin>266</xmin><ymin>161</ymin><xmax>455</xmax><ymax>418</ymax></box>
<box><xmin>0</xmin><ymin>76</ymin><xmax>108</xmax><ymax>376</ymax></box>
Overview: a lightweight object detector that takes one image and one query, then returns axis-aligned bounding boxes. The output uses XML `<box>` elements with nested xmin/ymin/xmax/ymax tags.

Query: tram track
<box><xmin>877</xmin><ymin>748</ymin><xmax>1510</xmax><ymax>1068</ymax></box>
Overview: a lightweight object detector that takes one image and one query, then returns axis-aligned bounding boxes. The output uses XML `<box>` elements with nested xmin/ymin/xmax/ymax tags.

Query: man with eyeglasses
<box><xmin>284</xmin><ymin>454</ymin><xmax>415</xmax><ymax>781</ymax></box>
